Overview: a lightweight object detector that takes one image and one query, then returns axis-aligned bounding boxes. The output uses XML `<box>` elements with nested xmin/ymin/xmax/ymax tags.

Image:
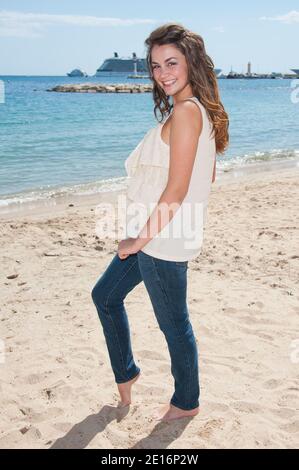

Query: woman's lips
<box><xmin>163</xmin><ymin>80</ymin><xmax>176</xmax><ymax>88</ymax></box>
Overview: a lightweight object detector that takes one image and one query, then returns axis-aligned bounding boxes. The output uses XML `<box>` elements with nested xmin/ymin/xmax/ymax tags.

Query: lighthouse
<box><xmin>247</xmin><ymin>61</ymin><xmax>252</xmax><ymax>77</ymax></box>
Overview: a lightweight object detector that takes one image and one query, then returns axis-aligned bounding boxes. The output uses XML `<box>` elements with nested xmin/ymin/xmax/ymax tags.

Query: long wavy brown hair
<box><xmin>145</xmin><ymin>23</ymin><xmax>229</xmax><ymax>155</ymax></box>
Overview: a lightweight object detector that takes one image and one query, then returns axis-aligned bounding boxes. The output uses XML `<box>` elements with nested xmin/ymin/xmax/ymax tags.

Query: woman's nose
<box><xmin>160</xmin><ymin>70</ymin><xmax>173</xmax><ymax>79</ymax></box>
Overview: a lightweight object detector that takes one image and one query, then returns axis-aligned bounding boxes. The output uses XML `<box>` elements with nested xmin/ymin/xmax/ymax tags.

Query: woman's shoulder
<box><xmin>171</xmin><ymin>98</ymin><xmax>203</xmax><ymax>135</ymax></box>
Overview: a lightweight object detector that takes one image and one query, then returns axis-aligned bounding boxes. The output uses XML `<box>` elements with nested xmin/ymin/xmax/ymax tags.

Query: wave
<box><xmin>217</xmin><ymin>148</ymin><xmax>299</xmax><ymax>172</ymax></box>
<box><xmin>0</xmin><ymin>176</ymin><xmax>128</xmax><ymax>212</ymax></box>
<box><xmin>0</xmin><ymin>148</ymin><xmax>298</xmax><ymax>213</ymax></box>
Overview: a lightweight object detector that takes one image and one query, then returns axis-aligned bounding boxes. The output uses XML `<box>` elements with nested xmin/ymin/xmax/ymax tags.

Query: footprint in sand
<box><xmin>42</xmin><ymin>380</ymin><xmax>74</xmax><ymax>401</ymax></box>
<box><xmin>263</xmin><ymin>379</ymin><xmax>284</xmax><ymax>390</ymax></box>
<box><xmin>222</xmin><ymin>307</ymin><xmax>237</xmax><ymax>314</ymax></box>
<box><xmin>138</xmin><ymin>350</ymin><xmax>166</xmax><ymax>361</ymax></box>
<box><xmin>18</xmin><ymin>405</ymin><xmax>64</xmax><ymax>423</ymax></box>
<box><xmin>136</xmin><ymin>383</ymin><xmax>167</xmax><ymax>397</ymax></box>
<box><xmin>197</xmin><ymin>418</ymin><xmax>225</xmax><ymax>439</ymax></box>
<box><xmin>255</xmin><ymin>301</ymin><xmax>264</xmax><ymax>309</ymax></box>
<box><xmin>203</xmin><ymin>358</ymin><xmax>242</xmax><ymax>373</ymax></box>
<box><xmin>231</xmin><ymin>401</ymin><xmax>262</xmax><ymax>414</ymax></box>
<box><xmin>24</xmin><ymin>373</ymin><xmax>46</xmax><ymax>385</ymax></box>
<box><xmin>70</xmin><ymin>346</ymin><xmax>103</xmax><ymax>368</ymax></box>
<box><xmin>270</xmin><ymin>407</ymin><xmax>295</xmax><ymax>420</ymax></box>
<box><xmin>205</xmin><ymin>401</ymin><xmax>230</xmax><ymax>413</ymax></box>
<box><xmin>279</xmin><ymin>420</ymin><xmax>299</xmax><ymax>434</ymax></box>
<box><xmin>277</xmin><ymin>394</ymin><xmax>298</xmax><ymax>408</ymax></box>
<box><xmin>156</xmin><ymin>363</ymin><xmax>171</xmax><ymax>374</ymax></box>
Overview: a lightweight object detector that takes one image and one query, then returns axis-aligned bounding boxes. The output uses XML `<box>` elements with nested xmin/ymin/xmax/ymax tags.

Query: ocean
<box><xmin>0</xmin><ymin>74</ymin><xmax>298</xmax><ymax>210</ymax></box>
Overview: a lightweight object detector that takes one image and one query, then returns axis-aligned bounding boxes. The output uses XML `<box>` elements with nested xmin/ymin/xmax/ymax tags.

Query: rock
<box><xmin>7</xmin><ymin>273</ymin><xmax>19</xmax><ymax>279</ymax></box>
<box><xmin>20</xmin><ymin>426</ymin><xmax>29</xmax><ymax>435</ymax></box>
<box><xmin>95</xmin><ymin>245</ymin><xmax>103</xmax><ymax>251</ymax></box>
<box><xmin>47</xmin><ymin>83</ymin><xmax>153</xmax><ymax>93</ymax></box>
<box><xmin>43</xmin><ymin>252</ymin><xmax>61</xmax><ymax>257</ymax></box>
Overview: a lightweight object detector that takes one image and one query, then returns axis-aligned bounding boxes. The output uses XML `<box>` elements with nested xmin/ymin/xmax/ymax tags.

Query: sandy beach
<box><xmin>0</xmin><ymin>163</ymin><xmax>298</xmax><ymax>449</ymax></box>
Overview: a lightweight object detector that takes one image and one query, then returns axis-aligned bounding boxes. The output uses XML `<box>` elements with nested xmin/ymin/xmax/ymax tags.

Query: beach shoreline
<box><xmin>0</xmin><ymin>162</ymin><xmax>298</xmax><ymax>448</ymax></box>
<box><xmin>0</xmin><ymin>157</ymin><xmax>298</xmax><ymax>221</ymax></box>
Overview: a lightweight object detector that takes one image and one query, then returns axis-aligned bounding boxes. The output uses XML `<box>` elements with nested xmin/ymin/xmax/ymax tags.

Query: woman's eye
<box><xmin>152</xmin><ymin>63</ymin><xmax>176</xmax><ymax>70</ymax></box>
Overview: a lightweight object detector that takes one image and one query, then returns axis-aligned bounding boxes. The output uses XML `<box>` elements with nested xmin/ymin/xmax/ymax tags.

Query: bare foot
<box><xmin>153</xmin><ymin>403</ymin><xmax>199</xmax><ymax>422</ymax></box>
<box><xmin>117</xmin><ymin>372</ymin><xmax>141</xmax><ymax>408</ymax></box>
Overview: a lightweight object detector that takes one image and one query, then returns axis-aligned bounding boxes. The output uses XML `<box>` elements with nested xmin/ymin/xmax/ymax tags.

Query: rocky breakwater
<box><xmin>47</xmin><ymin>83</ymin><xmax>153</xmax><ymax>93</ymax></box>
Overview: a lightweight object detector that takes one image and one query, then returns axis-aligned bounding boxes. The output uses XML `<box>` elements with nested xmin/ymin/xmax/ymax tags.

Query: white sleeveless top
<box><xmin>124</xmin><ymin>96</ymin><xmax>216</xmax><ymax>261</ymax></box>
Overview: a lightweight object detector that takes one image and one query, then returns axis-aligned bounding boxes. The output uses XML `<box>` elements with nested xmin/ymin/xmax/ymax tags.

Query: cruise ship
<box><xmin>291</xmin><ymin>69</ymin><xmax>299</xmax><ymax>76</ymax></box>
<box><xmin>95</xmin><ymin>52</ymin><xmax>221</xmax><ymax>76</ymax></box>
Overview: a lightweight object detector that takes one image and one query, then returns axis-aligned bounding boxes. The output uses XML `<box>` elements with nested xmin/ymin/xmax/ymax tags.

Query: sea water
<box><xmin>0</xmin><ymin>74</ymin><xmax>298</xmax><ymax>209</ymax></box>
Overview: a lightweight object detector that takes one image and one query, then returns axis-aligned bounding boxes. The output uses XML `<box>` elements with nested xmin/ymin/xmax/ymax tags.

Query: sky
<box><xmin>0</xmin><ymin>0</ymin><xmax>298</xmax><ymax>75</ymax></box>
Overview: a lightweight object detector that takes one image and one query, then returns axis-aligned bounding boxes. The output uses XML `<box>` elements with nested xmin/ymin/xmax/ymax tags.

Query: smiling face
<box><xmin>150</xmin><ymin>43</ymin><xmax>193</xmax><ymax>103</ymax></box>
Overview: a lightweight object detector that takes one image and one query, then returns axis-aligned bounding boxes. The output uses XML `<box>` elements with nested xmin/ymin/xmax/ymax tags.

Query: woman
<box><xmin>91</xmin><ymin>23</ymin><xmax>229</xmax><ymax>422</ymax></box>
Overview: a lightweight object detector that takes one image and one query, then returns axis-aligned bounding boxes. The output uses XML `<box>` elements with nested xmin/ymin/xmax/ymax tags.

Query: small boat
<box><xmin>67</xmin><ymin>68</ymin><xmax>88</xmax><ymax>77</ymax></box>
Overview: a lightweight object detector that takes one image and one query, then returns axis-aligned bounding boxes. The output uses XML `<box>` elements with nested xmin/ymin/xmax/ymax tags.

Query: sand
<box><xmin>0</xmin><ymin>163</ymin><xmax>298</xmax><ymax>449</ymax></box>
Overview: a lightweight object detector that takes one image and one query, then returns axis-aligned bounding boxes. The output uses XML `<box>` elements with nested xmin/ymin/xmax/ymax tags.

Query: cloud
<box><xmin>0</xmin><ymin>10</ymin><xmax>157</xmax><ymax>38</ymax></box>
<box><xmin>259</xmin><ymin>10</ymin><xmax>299</xmax><ymax>24</ymax></box>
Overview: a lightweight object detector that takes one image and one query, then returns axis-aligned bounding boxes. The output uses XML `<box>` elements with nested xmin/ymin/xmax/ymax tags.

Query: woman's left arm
<box><xmin>118</xmin><ymin>101</ymin><xmax>203</xmax><ymax>257</ymax></box>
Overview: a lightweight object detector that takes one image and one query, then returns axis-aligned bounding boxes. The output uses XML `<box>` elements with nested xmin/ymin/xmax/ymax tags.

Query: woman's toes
<box><xmin>153</xmin><ymin>404</ymin><xmax>199</xmax><ymax>421</ymax></box>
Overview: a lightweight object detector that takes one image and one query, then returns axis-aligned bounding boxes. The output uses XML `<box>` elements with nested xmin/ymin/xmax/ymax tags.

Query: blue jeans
<box><xmin>91</xmin><ymin>250</ymin><xmax>200</xmax><ymax>411</ymax></box>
